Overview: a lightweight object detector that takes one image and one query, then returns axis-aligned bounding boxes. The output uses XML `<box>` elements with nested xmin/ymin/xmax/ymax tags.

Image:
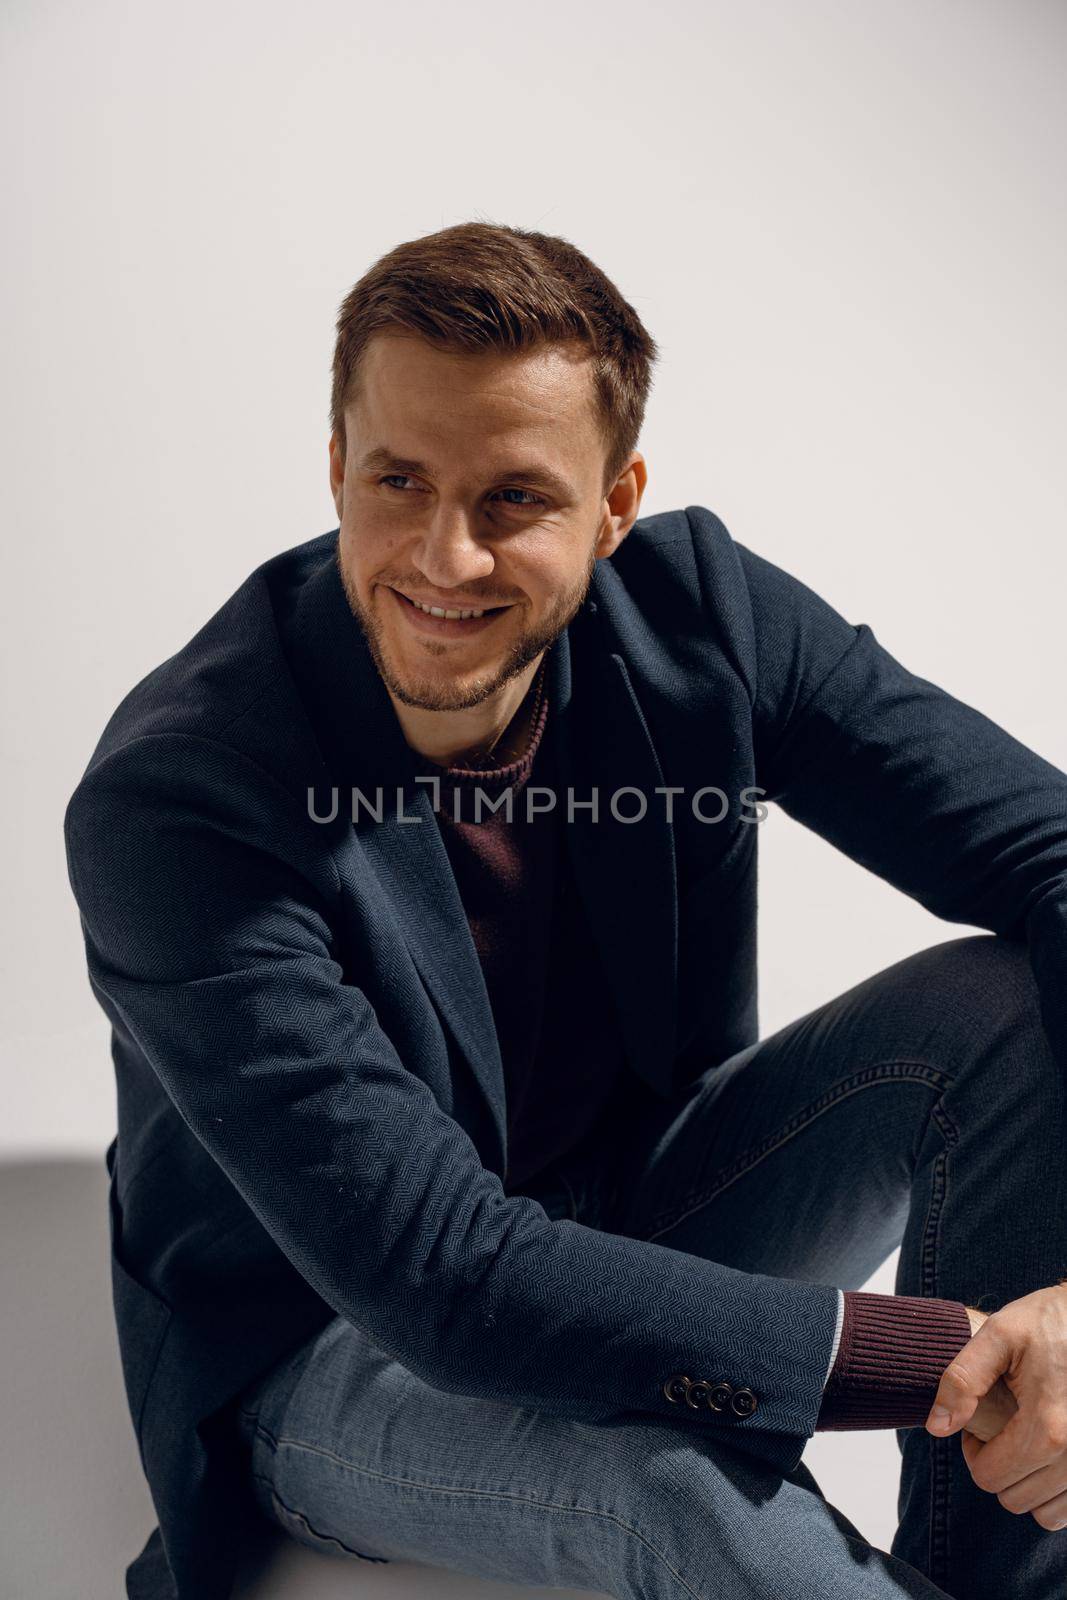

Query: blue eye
<box><xmin>494</xmin><ymin>488</ymin><xmax>544</xmax><ymax>507</ymax></box>
<box><xmin>378</xmin><ymin>477</ymin><xmax>544</xmax><ymax>508</ymax></box>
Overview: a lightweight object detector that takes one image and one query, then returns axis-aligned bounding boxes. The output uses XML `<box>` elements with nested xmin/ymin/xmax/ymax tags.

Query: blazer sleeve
<box><xmin>63</xmin><ymin>730</ymin><xmax>839</xmax><ymax>1475</ymax></box>
<box><xmin>732</xmin><ymin>537</ymin><xmax>1067</xmax><ymax>1071</ymax></box>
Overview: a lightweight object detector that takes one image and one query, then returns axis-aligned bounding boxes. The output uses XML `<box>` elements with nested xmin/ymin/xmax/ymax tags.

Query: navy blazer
<box><xmin>64</xmin><ymin>504</ymin><xmax>1067</xmax><ymax>1600</ymax></box>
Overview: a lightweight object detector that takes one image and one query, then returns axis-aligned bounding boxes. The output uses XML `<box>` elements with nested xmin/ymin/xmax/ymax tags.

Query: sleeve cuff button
<box><xmin>730</xmin><ymin>1387</ymin><xmax>758</xmax><ymax>1417</ymax></box>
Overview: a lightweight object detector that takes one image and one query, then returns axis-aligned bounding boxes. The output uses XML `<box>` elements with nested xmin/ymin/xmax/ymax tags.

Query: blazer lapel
<box><xmin>286</xmin><ymin>536</ymin><xmax>679</xmax><ymax>1171</ymax></box>
<box><xmin>552</xmin><ymin>602</ymin><xmax>678</xmax><ymax>1102</ymax></box>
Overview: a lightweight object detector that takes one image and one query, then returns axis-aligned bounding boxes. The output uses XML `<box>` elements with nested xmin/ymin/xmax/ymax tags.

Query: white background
<box><xmin>3</xmin><ymin>1</ymin><xmax>1065</xmax><ymax>1594</ymax></box>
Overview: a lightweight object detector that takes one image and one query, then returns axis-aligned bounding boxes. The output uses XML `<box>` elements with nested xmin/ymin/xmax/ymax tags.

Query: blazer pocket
<box><xmin>107</xmin><ymin>1176</ymin><xmax>172</xmax><ymax>1439</ymax></box>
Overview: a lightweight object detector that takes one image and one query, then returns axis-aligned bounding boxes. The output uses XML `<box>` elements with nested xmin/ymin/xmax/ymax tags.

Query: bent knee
<box><xmin>912</xmin><ymin>934</ymin><xmax>1041</xmax><ymax>1031</ymax></box>
<box><xmin>911</xmin><ymin>936</ymin><xmax>1059</xmax><ymax>1111</ymax></box>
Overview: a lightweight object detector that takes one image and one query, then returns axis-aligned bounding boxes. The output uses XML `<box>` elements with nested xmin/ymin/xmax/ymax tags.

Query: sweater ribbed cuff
<box><xmin>815</xmin><ymin>1290</ymin><xmax>973</xmax><ymax>1431</ymax></box>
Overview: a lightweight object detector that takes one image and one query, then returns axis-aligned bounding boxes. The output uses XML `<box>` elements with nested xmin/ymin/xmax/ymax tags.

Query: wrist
<box><xmin>965</xmin><ymin>1306</ymin><xmax>989</xmax><ymax>1336</ymax></box>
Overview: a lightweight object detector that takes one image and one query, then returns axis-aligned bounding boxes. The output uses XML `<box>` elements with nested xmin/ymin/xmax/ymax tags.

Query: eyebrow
<box><xmin>357</xmin><ymin>446</ymin><xmax>576</xmax><ymax>501</ymax></box>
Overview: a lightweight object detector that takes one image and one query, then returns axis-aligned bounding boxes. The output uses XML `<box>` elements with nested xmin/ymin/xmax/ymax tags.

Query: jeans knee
<box><xmin>920</xmin><ymin>934</ymin><xmax>1040</xmax><ymax>1031</ymax></box>
<box><xmin>967</xmin><ymin>934</ymin><xmax>1043</xmax><ymax>1025</ymax></box>
<box><xmin>923</xmin><ymin>936</ymin><xmax>1060</xmax><ymax>1114</ymax></box>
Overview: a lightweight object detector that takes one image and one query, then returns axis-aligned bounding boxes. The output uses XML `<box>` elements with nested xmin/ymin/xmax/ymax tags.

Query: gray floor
<box><xmin>0</xmin><ymin>1158</ymin><xmax>893</xmax><ymax>1600</ymax></box>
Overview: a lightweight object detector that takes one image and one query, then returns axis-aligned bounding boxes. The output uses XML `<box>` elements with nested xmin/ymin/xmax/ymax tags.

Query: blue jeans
<box><xmin>235</xmin><ymin>935</ymin><xmax>1067</xmax><ymax>1598</ymax></box>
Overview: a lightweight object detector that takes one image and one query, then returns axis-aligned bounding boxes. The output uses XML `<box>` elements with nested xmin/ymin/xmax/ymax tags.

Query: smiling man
<box><xmin>65</xmin><ymin>221</ymin><xmax>1067</xmax><ymax>1600</ymax></box>
<box><xmin>330</xmin><ymin>333</ymin><xmax>618</xmax><ymax>769</ymax></box>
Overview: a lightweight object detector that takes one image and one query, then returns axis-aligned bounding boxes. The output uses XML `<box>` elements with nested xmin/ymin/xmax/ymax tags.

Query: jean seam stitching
<box><xmin>267</xmin><ymin>1444</ymin><xmax>707</xmax><ymax>1600</ymax></box>
<box><xmin>259</xmin><ymin>1478</ymin><xmax>390</xmax><ymax>1562</ymax></box>
<box><xmin>920</xmin><ymin>1094</ymin><xmax>959</xmax><ymax>1588</ymax></box>
<box><xmin>640</xmin><ymin>1060</ymin><xmax>951</xmax><ymax>1243</ymax></box>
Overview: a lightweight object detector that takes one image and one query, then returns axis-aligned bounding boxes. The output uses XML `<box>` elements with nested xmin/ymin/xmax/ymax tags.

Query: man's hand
<box><xmin>957</xmin><ymin>1309</ymin><xmax>1017</xmax><ymax>1443</ymax></box>
<box><xmin>926</xmin><ymin>1285</ymin><xmax>1067</xmax><ymax>1531</ymax></box>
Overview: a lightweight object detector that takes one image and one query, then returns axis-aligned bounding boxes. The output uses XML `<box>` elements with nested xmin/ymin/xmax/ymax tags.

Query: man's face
<box><xmin>329</xmin><ymin>332</ymin><xmax>641</xmax><ymax>713</ymax></box>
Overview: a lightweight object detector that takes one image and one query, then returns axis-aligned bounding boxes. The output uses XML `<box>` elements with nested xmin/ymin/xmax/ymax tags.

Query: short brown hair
<box><xmin>329</xmin><ymin>221</ymin><xmax>659</xmax><ymax>498</ymax></box>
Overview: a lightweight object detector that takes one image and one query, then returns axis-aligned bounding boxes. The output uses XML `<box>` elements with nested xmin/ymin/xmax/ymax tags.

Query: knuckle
<box><xmin>945</xmin><ymin>1357</ymin><xmax>978</xmax><ymax>1390</ymax></box>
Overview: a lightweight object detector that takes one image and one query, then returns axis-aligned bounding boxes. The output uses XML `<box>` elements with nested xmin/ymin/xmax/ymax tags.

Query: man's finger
<box><xmin>961</xmin><ymin>1429</ymin><xmax>983</xmax><ymax>1470</ymax></box>
<box><xmin>959</xmin><ymin>1405</ymin><xmax>1067</xmax><ymax>1496</ymax></box>
<box><xmin>926</xmin><ymin>1321</ymin><xmax>1010</xmax><ymax>1435</ymax></box>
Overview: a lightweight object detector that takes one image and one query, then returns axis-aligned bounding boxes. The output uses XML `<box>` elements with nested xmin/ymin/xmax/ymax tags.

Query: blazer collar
<box><xmin>286</xmin><ymin>533</ymin><xmax>678</xmax><ymax>1170</ymax></box>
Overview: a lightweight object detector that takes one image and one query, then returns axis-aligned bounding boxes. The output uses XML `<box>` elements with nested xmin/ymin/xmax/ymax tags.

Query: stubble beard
<box><xmin>337</xmin><ymin>540</ymin><xmax>598</xmax><ymax>713</ymax></box>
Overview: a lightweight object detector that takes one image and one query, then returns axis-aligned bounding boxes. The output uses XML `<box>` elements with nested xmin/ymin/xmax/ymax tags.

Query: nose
<box><xmin>410</xmin><ymin>506</ymin><xmax>496</xmax><ymax>592</ymax></box>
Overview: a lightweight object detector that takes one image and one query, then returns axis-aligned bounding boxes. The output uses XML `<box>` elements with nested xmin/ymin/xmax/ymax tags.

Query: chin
<box><xmin>380</xmin><ymin>636</ymin><xmax>499</xmax><ymax>696</ymax></box>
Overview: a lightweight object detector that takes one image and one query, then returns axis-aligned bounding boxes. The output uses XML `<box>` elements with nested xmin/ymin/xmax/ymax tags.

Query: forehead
<box><xmin>356</xmin><ymin>332</ymin><xmax>598</xmax><ymax>433</ymax></box>
<box><xmin>349</xmin><ymin>334</ymin><xmax>603</xmax><ymax>490</ymax></box>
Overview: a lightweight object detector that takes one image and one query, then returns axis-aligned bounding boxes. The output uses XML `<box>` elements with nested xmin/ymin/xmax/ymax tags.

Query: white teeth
<box><xmin>407</xmin><ymin>596</ymin><xmax>487</xmax><ymax>620</ymax></box>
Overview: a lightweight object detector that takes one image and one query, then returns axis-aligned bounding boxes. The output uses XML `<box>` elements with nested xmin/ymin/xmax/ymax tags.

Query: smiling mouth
<box><xmin>387</xmin><ymin>586</ymin><xmax>515</xmax><ymax>636</ymax></box>
<box><xmin>395</xmin><ymin>588</ymin><xmax>511</xmax><ymax>611</ymax></box>
<box><xmin>391</xmin><ymin>588</ymin><xmax>511</xmax><ymax>619</ymax></box>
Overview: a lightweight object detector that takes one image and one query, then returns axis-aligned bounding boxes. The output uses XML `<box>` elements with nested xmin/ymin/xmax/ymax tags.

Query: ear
<box><xmin>596</xmin><ymin>518</ymin><xmax>632</xmax><ymax>560</ymax></box>
<box><xmin>596</xmin><ymin>453</ymin><xmax>648</xmax><ymax>557</ymax></box>
<box><xmin>328</xmin><ymin>432</ymin><xmax>345</xmax><ymax>519</ymax></box>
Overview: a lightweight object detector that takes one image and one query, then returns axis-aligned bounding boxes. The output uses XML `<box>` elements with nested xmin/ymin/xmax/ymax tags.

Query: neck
<box><xmin>392</xmin><ymin>656</ymin><xmax>546</xmax><ymax>769</ymax></box>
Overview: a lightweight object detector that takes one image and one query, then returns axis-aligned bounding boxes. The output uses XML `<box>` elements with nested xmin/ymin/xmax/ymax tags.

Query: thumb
<box><xmin>926</xmin><ymin>1319</ymin><xmax>1009</xmax><ymax>1436</ymax></box>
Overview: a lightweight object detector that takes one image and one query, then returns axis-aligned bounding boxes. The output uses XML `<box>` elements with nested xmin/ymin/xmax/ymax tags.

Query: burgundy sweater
<box><xmin>423</xmin><ymin>680</ymin><xmax>973</xmax><ymax>1429</ymax></box>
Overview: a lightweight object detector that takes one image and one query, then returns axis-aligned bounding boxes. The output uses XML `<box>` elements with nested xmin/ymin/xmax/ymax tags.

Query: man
<box><xmin>64</xmin><ymin>221</ymin><xmax>1067</xmax><ymax>1600</ymax></box>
